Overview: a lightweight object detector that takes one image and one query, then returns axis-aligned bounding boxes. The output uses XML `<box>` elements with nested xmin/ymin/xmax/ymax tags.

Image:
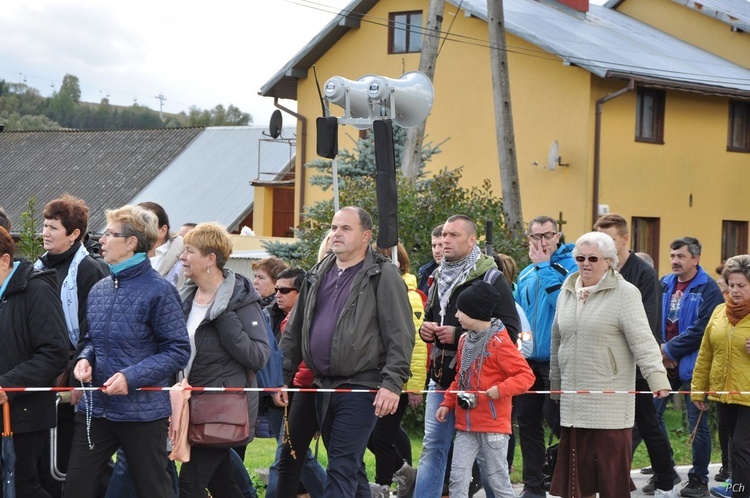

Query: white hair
<box><xmin>573</xmin><ymin>231</ymin><xmax>619</xmax><ymax>269</ymax></box>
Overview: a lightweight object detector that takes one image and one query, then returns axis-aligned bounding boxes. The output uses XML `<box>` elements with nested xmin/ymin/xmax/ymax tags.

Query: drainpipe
<box><xmin>593</xmin><ymin>79</ymin><xmax>635</xmax><ymax>227</ymax></box>
<box><xmin>274</xmin><ymin>98</ymin><xmax>307</xmax><ymax>224</ymax></box>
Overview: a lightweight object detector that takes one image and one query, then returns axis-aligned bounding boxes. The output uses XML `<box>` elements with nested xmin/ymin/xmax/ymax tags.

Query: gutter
<box><xmin>593</xmin><ymin>79</ymin><xmax>634</xmax><ymax>228</ymax></box>
<box><xmin>273</xmin><ymin>98</ymin><xmax>307</xmax><ymax>225</ymax></box>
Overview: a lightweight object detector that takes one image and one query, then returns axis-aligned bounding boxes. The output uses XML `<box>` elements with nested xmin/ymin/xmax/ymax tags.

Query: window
<box><xmin>722</xmin><ymin>220</ymin><xmax>748</xmax><ymax>261</ymax></box>
<box><xmin>631</xmin><ymin>217</ymin><xmax>660</xmax><ymax>274</ymax></box>
<box><xmin>728</xmin><ymin>100</ymin><xmax>750</xmax><ymax>152</ymax></box>
<box><xmin>389</xmin><ymin>11</ymin><xmax>423</xmax><ymax>54</ymax></box>
<box><xmin>635</xmin><ymin>89</ymin><xmax>665</xmax><ymax>143</ymax></box>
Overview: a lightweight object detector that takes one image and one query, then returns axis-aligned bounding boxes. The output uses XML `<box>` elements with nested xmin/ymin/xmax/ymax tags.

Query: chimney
<box><xmin>556</xmin><ymin>0</ymin><xmax>589</xmax><ymax>12</ymax></box>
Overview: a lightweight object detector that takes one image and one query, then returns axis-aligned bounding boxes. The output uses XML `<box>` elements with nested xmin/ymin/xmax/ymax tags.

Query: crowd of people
<box><xmin>0</xmin><ymin>199</ymin><xmax>747</xmax><ymax>498</ymax></box>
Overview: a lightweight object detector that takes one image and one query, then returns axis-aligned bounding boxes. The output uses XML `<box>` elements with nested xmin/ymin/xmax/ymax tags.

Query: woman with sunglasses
<box><xmin>549</xmin><ymin>231</ymin><xmax>671</xmax><ymax>498</ymax></box>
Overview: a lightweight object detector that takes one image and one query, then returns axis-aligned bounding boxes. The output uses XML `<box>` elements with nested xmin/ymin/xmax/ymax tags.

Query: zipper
<box><xmin>102</xmin><ymin>278</ymin><xmax>119</xmax><ymax>417</ymax></box>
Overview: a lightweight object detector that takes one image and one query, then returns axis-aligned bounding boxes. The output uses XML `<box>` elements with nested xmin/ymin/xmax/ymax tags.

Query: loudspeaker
<box><xmin>367</xmin><ymin>71</ymin><xmax>434</xmax><ymax>128</ymax></box>
<box><xmin>323</xmin><ymin>75</ymin><xmax>376</xmax><ymax>130</ymax></box>
<box><xmin>316</xmin><ymin>117</ymin><xmax>338</xmax><ymax>159</ymax></box>
<box><xmin>374</xmin><ymin>119</ymin><xmax>398</xmax><ymax>249</ymax></box>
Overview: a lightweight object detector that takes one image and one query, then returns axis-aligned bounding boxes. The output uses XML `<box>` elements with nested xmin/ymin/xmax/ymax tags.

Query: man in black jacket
<box><xmin>595</xmin><ymin>214</ymin><xmax>679</xmax><ymax>496</ymax></box>
<box><xmin>0</xmin><ymin>227</ymin><xmax>69</xmax><ymax>497</ymax></box>
<box><xmin>414</xmin><ymin>214</ymin><xmax>520</xmax><ymax>498</ymax></box>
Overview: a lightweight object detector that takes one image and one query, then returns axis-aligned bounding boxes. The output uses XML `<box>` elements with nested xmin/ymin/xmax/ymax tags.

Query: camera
<box><xmin>457</xmin><ymin>391</ymin><xmax>478</xmax><ymax>410</ymax></box>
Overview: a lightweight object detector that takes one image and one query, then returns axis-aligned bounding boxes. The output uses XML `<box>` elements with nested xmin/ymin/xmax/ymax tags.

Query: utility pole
<box><xmin>488</xmin><ymin>0</ymin><xmax>523</xmax><ymax>238</ymax></box>
<box><xmin>401</xmin><ymin>0</ymin><xmax>444</xmax><ymax>183</ymax></box>
<box><xmin>155</xmin><ymin>93</ymin><xmax>167</xmax><ymax>120</ymax></box>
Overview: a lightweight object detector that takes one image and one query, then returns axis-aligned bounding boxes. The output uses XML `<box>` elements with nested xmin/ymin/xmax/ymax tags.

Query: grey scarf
<box><xmin>458</xmin><ymin>318</ymin><xmax>502</xmax><ymax>390</ymax></box>
<box><xmin>437</xmin><ymin>244</ymin><xmax>481</xmax><ymax>324</ymax></box>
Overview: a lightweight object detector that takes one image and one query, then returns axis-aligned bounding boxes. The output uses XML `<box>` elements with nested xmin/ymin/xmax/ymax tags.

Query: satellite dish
<box><xmin>269</xmin><ymin>110</ymin><xmax>283</xmax><ymax>139</ymax></box>
<box><xmin>547</xmin><ymin>140</ymin><xmax>569</xmax><ymax>170</ymax></box>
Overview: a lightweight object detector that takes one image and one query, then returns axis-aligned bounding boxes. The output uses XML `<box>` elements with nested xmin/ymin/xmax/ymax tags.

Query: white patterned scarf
<box><xmin>437</xmin><ymin>244</ymin><xmax>481</xmax><ymax>324</ymax></box>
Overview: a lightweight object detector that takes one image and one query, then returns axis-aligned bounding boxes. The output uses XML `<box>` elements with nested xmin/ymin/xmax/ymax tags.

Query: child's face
<box><xmin>455</xmin><ymin>309</ymin><xmax>470</xmax><ymax>329</ymax></box>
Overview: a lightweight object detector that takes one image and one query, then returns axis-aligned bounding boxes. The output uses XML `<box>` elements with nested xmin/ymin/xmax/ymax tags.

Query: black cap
<box><xmin>456</xmin><ymin>280</ymin><xmax>500</xmax><ymax>321</ymax></box>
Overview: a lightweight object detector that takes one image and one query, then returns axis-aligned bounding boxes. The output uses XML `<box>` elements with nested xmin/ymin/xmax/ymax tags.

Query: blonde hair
<box><xmin>183</xmin><ymin>222</ymin><xmax>233</xmax><ymax>270</ymax></box>
<box><xmin>105</xmin><ymin>205</ymin><xmax>159</xmax><ymax>254</ymax></box>
<box><xmin>317</xmin><ymin>232</ymin><xmax>333</xmax><ymax>263</ymax></box>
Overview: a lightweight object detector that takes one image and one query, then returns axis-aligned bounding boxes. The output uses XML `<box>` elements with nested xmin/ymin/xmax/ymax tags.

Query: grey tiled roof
<box><xmin>0</xmin><ymin>128</ymin><xmax>203</xmax><ymax>232</ymax></box>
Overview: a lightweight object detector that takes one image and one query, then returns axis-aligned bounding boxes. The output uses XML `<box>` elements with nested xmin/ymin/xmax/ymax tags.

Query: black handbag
<box><xmin>541</xmin><ymin>434</ymin><xmax>558</xmax><ymax>492</ymax></box>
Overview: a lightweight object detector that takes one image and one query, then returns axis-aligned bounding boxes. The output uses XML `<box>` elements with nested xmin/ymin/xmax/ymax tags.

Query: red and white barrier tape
<box><xmin>1</xmin><ymin>387</ymin><xmax>750</xmax><ymax>396</ymax></box>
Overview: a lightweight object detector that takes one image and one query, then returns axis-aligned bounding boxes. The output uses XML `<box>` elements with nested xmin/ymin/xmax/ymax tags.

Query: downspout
<box><xmin>274</xmin><ymin>98</ymin><xmax>307</xmax><ymax>224</ymax></box>
<box><xmin>593</xmin><ymin>79</ymin><xmax>635</xmax><ymax>227</ymax></box>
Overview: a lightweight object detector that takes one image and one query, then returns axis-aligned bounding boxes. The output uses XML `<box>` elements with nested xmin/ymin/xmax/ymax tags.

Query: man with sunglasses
<box><xmin>515</xmin><ymin>215</ymin><xmax>577</xmax><ymax>498</ymax></box>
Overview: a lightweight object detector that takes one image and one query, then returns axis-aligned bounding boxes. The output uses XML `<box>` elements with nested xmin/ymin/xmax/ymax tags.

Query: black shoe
<box><xmin>643</xmin><ymin>473</ymin><xmax>682</xmax><ymax>495</ymax></box>
<box><xmin>642</xmin><ymin>466</ymin><xmax>655</xmax><ymax>475</ymax></box>
<box><xmin>680</xmin><ymin>475</ymin><xmax>709</xmax><ymax>497</ymax></box>
<box><xmin>714</xmin><ymin>466</ymin><xmax>730</xmax><ymax>482</ymax></box>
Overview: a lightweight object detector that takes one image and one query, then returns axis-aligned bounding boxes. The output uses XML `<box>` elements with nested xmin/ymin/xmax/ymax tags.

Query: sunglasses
<box><xmin>575</xmin><ymin>255</ymin><xmax>600</xmax><ymax>263</ymax></box>
<box><xmin>275</xmin><ymin>286</ymin><xmax>298</xmax><ymax>295</ymax></box>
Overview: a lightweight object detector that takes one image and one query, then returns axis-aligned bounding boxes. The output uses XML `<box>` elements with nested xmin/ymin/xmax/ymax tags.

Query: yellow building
<box><xmin>259</xmin><ymin>0</ymin><xmax>750</xmax><ymax>274</ymax></box>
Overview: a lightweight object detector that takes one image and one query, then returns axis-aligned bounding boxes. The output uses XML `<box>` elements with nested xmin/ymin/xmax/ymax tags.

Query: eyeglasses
<box><xmin>527</xmin><ymin>231</ymin><xmax>558</xmax><ymax>241</ymax></box>
<box><xmin>575</xmin><ymin>255</ymin><xmax>600</xmax><ymax>263</ymax></box>
<box><xmin>275</xmin><ymin>287</ymin><xmax>298</xmax><ymax>295</ymax></box>
<box><xmin>101</xmin><ymin>230</ymin><xmax>128</xmax><ymax>239</ymax></box>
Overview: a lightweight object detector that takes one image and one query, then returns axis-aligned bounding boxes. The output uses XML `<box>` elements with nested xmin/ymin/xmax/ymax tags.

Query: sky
<box><xmin>0</xmin><ymin>0</ymin><xmax>605</xmax><ymax>127</ymax></box>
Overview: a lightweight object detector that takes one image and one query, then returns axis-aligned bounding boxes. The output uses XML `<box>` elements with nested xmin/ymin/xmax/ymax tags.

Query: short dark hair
<box><xmin>528</xmin><ymin>215</ymin><xmax>557</xmax><ymax>233</ymax></box>
<box><xmin>0</xmin><ymin>207</ymin><xmax>11</xmax><ymax>232</ymax></box>
<box><xmin>138</xmin><ymin>201</ymin><xmax>170</xmax><ymax>231</ymax></box>
<box><xmin>277</xmin><ymin>267</ymin><xmax>306</xmax><ymax>290</ymax></box>
<box><xmin>445</xmin><ymin>215</ymin><xmax>476</xmax><ymax>235</ymax></box>
<box><xmin>0</xmin><ymin>226</ymin><xmax>14</xmax><ymax>257</ymax></box>
<box><xmin>252</xmin><ymin>256</ymin><xmax>289</xmax><ymax>283</ymax></box>
<box><xmin>341</xmin><ymin>206</ymin><xmax>373</xmax><ymax>232</ymax></box>
<box><xmin>593</xmin><ymin>214</ymin><xmax>628</xmax><ymax>236</ymax></box>
<box><xmin>431</xmin><ymin>224</ymin><xmax>444</xmax><ymax>238</ymax></box>
<box><xmin>670</xmin><ymin>237</ymin><xmax>701</xmax><ymax>258</ymax></box>
<box><xmin>43</xmin><ymin>194</ymin><xmax>90</xmax><ymax>242</ymax></box>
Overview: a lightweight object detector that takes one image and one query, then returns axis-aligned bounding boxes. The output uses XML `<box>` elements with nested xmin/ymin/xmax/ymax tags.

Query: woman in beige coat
<box><xmin>550</xmin><ymin>231</ymin><xmax>671</xmax><ymax>498</ymax></box>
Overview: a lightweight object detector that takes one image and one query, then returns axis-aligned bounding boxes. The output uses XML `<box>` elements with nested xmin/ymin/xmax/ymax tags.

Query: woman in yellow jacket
<box><xmin>368</xmin><ymin>243</ymin><xmax>428</xmax><ymax>498</ymax></box>
<box><xmin>692</xmin><ymin>254</ymin><xmax>750</xmax><ymax>498</ymax></box>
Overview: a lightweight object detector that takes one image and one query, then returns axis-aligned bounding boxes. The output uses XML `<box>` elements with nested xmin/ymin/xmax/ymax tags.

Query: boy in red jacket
<box><xmin>436</xmin><ymin>281</ymin><xmax>535</xmax><ymax>497</ymax></box>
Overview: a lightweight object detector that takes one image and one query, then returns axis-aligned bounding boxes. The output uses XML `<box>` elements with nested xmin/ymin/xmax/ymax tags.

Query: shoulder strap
<box><xmin>484</xmin><ymin>267</ymin><xmax>502</xmax><ymax>285</ymax></box>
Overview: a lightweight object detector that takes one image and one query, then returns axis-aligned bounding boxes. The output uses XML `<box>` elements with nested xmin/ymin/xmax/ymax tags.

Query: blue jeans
<box><xmin>317</xmin><ymin>388</ymin><xmax>378</xmax><ymax>498</ymax></box>
<box><xmin>229</xmin><ymin>449</ymin><xmax>258</xmax><ymax>498</ymax></box>
<box><xmin>265</xmin><ymin>402</ymin><xmax>327</xmax><ymax>498</ymax></box>
<box><xmin>414</xmin><ymin>380</ymin><xmax>456</xmax><ymax>498</ymax></box>
<box><xmin>105</xmin><ymin>447</ymin><xmax>179</xmax><ymax>498</ymax></box>
<box><xmin>655</xmin><ymin>381</ymin><xmax>711</xmax><ymax>483</ymax></box>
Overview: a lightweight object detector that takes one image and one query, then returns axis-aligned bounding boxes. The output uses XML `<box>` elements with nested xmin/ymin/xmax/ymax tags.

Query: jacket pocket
<box><xmin>607</xmin><ymin>348</ymin><xmax>618</xmax><ymax>375</ymax></box>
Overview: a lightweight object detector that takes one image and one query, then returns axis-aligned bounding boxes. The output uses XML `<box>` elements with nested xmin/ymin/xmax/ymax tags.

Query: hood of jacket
<box><xmin>4</xmin><ymin>259</ymin><xmax>58</xmax><ymax>297</ymax></box>
<box><xmin>180</xmin><ymin>268</ymin><xmax>261</xmax><ymax>319</ymax></box>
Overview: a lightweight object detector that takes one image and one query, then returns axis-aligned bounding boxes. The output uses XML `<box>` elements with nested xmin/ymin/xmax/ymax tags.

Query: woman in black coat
<box><xmin>177</xmin><ymin>223</ymin><xmax>270</xmax><ymax>498</ymax></box>
<box><xmin>0</xmin><ymin>226</ymin><xmax>70</xmax><ymax>497</ymax></box>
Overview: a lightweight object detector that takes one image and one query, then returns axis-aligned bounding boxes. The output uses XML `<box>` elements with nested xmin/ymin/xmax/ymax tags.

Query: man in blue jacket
<box><xmin>658</xmin><ymin>237</ymin><xmax>723</xmax><ymax>497</ymax></box>
<box><xmin>515</xmin><ymin>215</ymin><xmax>577</xmax><ymax>498</ymax></box>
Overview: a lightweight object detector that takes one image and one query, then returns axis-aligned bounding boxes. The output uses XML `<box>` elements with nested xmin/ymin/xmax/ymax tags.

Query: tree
<box><xmin>0</xmin><ymin>112</ymin><xmax>62</xmax><ymax>131</ymax></box>
<box><xmin>17</xmin><ymin>198</ymin><xmax>44</xmax><ymax>261</ymax></box>
<box><xmin>264</xmin><ymin>128</ymin><xmax>527</xmax><ymax>271</ymax></box>
<box><xmin>187</xmin><ymin>104</ymin><xmax>252</xmax><ymax>127</ymax></box>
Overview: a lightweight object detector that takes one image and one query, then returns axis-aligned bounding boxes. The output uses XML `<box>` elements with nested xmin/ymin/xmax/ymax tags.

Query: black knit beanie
<box><xmin>456</xmin><ymin>280</ymin><xmax>500</xmax><ymax>321</ymax></box>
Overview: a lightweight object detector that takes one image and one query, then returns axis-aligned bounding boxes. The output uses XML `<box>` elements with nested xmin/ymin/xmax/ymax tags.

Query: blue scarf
<box><xmin>35</xmin><ymin>244</ymin><xmax>89</xmax><ymax>347</ymax></box>
<box><xmin>109</xmin><ymin>252</ymin><xmax>148</xmax><ymax>276</ymax></box>
<box><xmin>0</xmin><ymin>261</ymin><xmax>20</xmax><ymax>300</ymax></box>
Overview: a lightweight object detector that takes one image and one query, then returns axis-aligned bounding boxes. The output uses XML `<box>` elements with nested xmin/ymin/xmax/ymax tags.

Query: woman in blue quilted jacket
<box><xmin>177</xmin><ymin>222</ymin><xmax>270</xmax><ymax>498</ymax></box>
<box><xmin>65</xmin><ymin>205</ymin><xmax>190</xmax><ymax>498</ymax></box>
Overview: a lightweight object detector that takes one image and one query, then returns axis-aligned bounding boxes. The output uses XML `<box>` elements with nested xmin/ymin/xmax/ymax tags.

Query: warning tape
<box><xmin>1</xmin><ymin>387</ymin><xmax>749</xmax><ymax>396</ymax></box>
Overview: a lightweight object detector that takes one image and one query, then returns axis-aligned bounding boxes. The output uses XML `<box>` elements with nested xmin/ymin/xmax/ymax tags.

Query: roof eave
<box><xmin>607</xmin><ymin>71</ymin><xmax>750</xmax><ymax>100</ymax></box>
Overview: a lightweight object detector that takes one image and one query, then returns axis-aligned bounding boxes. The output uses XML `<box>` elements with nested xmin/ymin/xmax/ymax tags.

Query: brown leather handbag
<box><xmin>188</xmin><ymin>392</ymin><xmax>250</xmax><ymax>448</ymax></box>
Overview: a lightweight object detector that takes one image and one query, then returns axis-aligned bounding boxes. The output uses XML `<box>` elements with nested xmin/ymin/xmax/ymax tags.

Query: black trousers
<box><xmin>12</xmin><ymin>430</ymin><xmax>51</xmax><ymax>498</ymax></box>
<box><xmin>717</xmin><ymin>403</ymin><xmax>750</xmax><ymax>498</ymax></box>
<box><xmin>62</xmin><ymin>413</ymin><xmax>173</xmax><ymax>498</ymax></box>
<box><xmin>276</xmin><ymin>391</ymin><xmax>321</xmax><ymax>498</ymax></box>
<box><xmin>633</xmin><ymin>377</ymin><xmax>676</xmax><ymax>491</ymax></box>
<box><xmin>515</xmin><ymin>360</ymin><xmax>560</xmax><ymax>494</ymax></box>
<box><xmin>367</xmin><ymin>393</ymin><xmax>411</xmax><ymax>486</ymax></box>
<box><xmin>180</xmin><ymin>446</ymin><xmax>243</xmax><ymax>498</ymax></box>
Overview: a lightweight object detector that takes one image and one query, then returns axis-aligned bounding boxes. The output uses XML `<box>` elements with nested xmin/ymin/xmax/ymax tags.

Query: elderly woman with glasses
<box><xmin>549</xmin><ymin>231</ymin><xmax>670</xmax><ymax>498</ymax></box>
<box><xmin>65</xmin><ymin>205</ymin><xmax>190</xmax><ymax>498</ymax></box>
<box><xmin>178</xmin><ymin>222</ymin><xmax>270</xmax><ymax>498</ymax></box>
